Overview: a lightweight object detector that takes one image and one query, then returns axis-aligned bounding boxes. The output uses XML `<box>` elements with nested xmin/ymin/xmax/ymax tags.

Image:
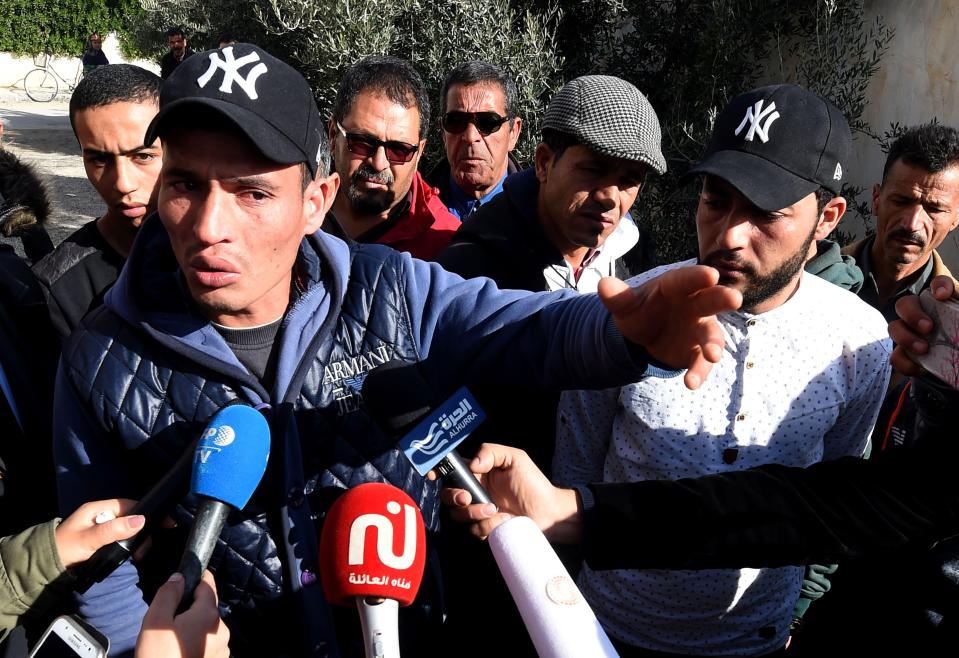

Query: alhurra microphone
<box><xmin>176</xmin><ymin>404</ymin><xmax>270</xmax><ymax>610</ymax></box>
<box><xmin>74</xmin><ymin>401</ymin><xmax>249</xmax><ymax>593</ymax></box>
<box><xmin>490</xmin><ymin>516</ymin><xmax>619</xmax><ymax>658</ymax></box>
<box><xmin>320</xmin><ymin>483</ymin><xmax>426</xmax><ymax>658</ymax></box>
<box><xmin>361</xmin><ymin>362</ymin><xmax>491</xmax><ymax>505</ymax></box>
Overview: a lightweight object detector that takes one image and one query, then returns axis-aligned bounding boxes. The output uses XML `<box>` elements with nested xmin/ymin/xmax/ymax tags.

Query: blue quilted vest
<box><xmin>62</xmin><ymin>244</ymin><xmax>444</xmax><ymax>657</ymax></box>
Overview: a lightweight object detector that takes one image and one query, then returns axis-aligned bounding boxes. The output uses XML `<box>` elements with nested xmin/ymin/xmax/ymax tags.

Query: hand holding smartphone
<box><xmin>913</xmin><ymin>289</ymin><xmax>959</xmax><ymax>390</ymax></box>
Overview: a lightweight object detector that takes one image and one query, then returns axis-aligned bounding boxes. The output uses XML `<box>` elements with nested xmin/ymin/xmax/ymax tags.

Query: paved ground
<box><xmin>0</xmin><ymin>97</ymin><xmax>100</xmax><ymax>248</ymax></box>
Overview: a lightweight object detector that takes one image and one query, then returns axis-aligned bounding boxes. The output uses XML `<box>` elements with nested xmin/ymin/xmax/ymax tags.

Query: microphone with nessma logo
<box><xmin>176</xmin><ymin>404</ymin><xmax>270</xmax><ymax>610</ymax></box>
<box><xmin>320</xmin><ymin>483</ymin><xmax>426</xmax><ymax>658</ymax></box>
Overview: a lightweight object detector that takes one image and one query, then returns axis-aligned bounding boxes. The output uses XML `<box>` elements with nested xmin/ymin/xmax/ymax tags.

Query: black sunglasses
<box><xmin>335</xmin><ymin>121</ymin><xmax>419</xmax><ymax>164</ymax></box>
<box><xmin>442</xmin><ymin>111</ymin><xmax>510</xmax><ymax>136</ymax></box>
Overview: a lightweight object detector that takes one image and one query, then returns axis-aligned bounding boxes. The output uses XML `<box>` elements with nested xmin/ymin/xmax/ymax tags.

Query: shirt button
<box><xmin>736</xmin><ymin>413</ymin><xmax>746</xmax><ymax>421</ymax></box>
<box><xmin>301</xmin><ymin>568</ymin><xmax>317</xmax><ymax>586</ymax></box>
<box><xmin>746</xmin><ymin>361</ymin><xmax>754</xmax><ymax>369</ymax></box>
<box><xmin>747</xmin><ymin>319</ymin><xmax>757</xmax><ymax>327</ymax></box>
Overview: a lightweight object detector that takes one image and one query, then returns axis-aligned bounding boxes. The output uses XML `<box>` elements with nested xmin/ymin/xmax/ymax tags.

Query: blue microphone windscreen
<box><xmin>191</xmin><ymin>405</ymin><xmax>270</xmax><ymax>509</ymax></box>
<box><xmin>398</xmin><ymin>387</ymin><xmax>485</xmax><ymax>476</ymax></box>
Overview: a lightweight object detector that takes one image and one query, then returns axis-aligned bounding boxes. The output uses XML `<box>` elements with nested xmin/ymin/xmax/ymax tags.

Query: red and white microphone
<box><xmin>319</xmin><ymin>483</ymin><xmax>426</xmax><ymax>658</ymax></box>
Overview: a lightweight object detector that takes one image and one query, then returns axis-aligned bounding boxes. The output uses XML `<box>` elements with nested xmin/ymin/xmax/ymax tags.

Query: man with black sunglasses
<box><xmin>324</xmin><ymin>56</ymin><xmax>461</xmax><ymax>260</ymax></box>
<box><xmin>425</xmin><ymin>61</ymin><xmax>523</xmax><ymax>219</ymax></box>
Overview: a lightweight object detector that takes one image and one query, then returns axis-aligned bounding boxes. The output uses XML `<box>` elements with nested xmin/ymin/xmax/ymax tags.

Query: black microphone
<box><xmin>74</xmin><ymin>440</ymin><xmax>196</xmax><ymax>593</ymax></box>
<box><xmin>73</xmin><ymin>402</ymin><xmax>253</xmax><ymax>593</ymax></box>
<box><xmin>175</xmin><ymin>404</ymin><xmax>270</xmax><ymax>610</ymax></box>
<box><xmin>361</xmin><ymin>361</ymin><xmax>491</xmax><ymax>505</ymax></box>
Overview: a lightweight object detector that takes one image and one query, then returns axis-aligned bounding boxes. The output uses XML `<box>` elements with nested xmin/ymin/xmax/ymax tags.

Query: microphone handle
<box><xmin>438</xmin><ymin>451</ymin><xmax>492</xmax><ymax>506</ymax></box>
<box><xmin>176</xmin><ymin>498</ymin><xmax>230</xmax><ymax>613</ymax></box>
<box><xmin>356</xmin><ymin>597</ymin><xmax>400</xmax><ymax>658</ymax></box>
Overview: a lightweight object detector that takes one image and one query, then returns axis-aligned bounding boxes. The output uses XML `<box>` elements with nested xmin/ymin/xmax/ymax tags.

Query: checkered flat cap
<box><xmin>543</xmin><ymin>75</ymin><xmax>666</xmax><ymax>174</ymax></box>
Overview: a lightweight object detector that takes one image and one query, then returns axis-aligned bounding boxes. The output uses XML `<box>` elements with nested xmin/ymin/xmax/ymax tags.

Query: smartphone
<box><xmin>913</xmin><ymin>289</ymin><xmax>959</xmax><ymax>390</ymax></box>
<box><xmin>28</xmin><ymin>615</ymin><xmax>108</xmax><ymax>658</ymax></box>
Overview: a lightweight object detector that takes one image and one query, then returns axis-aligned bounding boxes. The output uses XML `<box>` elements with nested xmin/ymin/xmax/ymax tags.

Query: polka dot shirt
<box><xmin>554</xmin><ymin>261</ymin><xmax>892</xmax><ymax>655</ymax></box>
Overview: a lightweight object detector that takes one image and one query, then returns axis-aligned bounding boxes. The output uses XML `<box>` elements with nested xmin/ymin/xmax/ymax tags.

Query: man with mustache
<box><xmin>553</xmin><ymin>84</ymin><xmax>892</xmax><ymax>657</ymax></box>
<box><xmin>160</xmin><ymin>27</ymin><xmax>193</xmax><ymax>80</ymax></box>
<box><xmin>33</xmin><ymin>64</ymin><xmax>162</xmax><ymax>340</ymax></box>
<box><xmin>324</xmin><ymin>56</ymin><xmax>460</xmax><ymax>260</ymax></box>
<box><xmin>843</xmin><ymin>123</ymin><xmax>959</xmax><ymax>322</ymax></box>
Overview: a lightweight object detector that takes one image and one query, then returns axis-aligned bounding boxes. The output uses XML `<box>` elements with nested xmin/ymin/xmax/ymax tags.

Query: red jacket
<box><xmin>374</xmin><ymin>172</ymin><xmax>460</xmax><ymax>260</ymax></box>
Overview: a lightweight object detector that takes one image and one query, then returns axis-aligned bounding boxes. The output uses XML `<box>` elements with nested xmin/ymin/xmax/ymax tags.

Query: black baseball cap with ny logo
<box><xmin>684</xmin><ymin>84</ymin><xmax>852</xmax><ymax>211</ymax></box>
<box><xmin>145</xmin><ymin>43</ymin><xmax>325</xmax><ymax>177</ymax></box>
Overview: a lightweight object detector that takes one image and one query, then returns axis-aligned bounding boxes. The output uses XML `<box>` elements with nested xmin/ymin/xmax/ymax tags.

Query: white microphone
<box><xmin>489</xmin><ymin>516</ymin><xmax>619</xmax><ymax>658</ymax></box>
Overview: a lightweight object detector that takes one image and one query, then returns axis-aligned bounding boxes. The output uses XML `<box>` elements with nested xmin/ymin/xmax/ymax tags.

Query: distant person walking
<box><xmin>81</xmin><ymin>32</ymin><xmax>108</xmax><ymax>76</ymax></box>
<box><xmin>160</xmin><ymin>27</ymin><xmax>193</xmax><ymax>79</ymax></box>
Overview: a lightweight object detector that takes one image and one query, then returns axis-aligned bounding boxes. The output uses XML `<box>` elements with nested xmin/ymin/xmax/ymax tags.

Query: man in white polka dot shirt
<box><xmin>554</xmin><ymin>85</ymin><xmax>892</xmax><ymax>657</ymax></box>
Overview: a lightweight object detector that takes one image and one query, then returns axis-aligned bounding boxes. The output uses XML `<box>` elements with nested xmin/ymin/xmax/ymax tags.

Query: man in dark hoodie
<box><xmin>32</xmin><ymin>64</ymin><xmax>162</xmax><ymax>340</ymax></box>
<box><xmin>52</xmin><ymin>43</ymin><xmax>740</xmax><ymax>657</ymax></box>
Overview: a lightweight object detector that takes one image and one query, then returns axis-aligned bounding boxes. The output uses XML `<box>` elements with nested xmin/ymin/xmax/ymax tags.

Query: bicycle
<box><xmin>23</xmin><ymin>50</ymin><xmax>82</xmax><ymax>103</ymax></box>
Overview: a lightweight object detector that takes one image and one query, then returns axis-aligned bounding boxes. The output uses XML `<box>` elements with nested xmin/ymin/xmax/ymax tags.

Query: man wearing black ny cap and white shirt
<box><xmin>50</xmin><ymin>43</ymin><xmax>743</xmax><ymax>657</ymax></box>
<box><xmin>554</xmin><ymin>84</ymin><xmax>892</xmax><ymax>657</ymax></box>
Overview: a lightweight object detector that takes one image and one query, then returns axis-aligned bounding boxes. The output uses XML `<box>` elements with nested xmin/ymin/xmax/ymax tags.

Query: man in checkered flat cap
<box><xmin>553</xmin><ymin>84</ymin><xmax>892</xmax><ymax>657</ymax></box>
<box><xmin>434</xmin><ymin>74</ymin><xmax>664</xmax><ymax>655</ymax></box>
<box><xmin>436</xmin><ymin>74</ymin><xmax>662</xmax><ymax>293</ymax></box>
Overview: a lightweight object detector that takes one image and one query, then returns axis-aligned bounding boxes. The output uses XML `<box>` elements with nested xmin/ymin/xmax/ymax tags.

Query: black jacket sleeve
<box><xmin>584</xmin><ymin>431</ymin><xmax>959</xmax><ymax>571</ymax></box>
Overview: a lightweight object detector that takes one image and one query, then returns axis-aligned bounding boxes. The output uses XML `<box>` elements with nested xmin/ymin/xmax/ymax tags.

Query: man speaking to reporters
<box><xmin>52</xmin><ymin>44</ymin><xmax>738</xmax><ymax>656</ymax></box>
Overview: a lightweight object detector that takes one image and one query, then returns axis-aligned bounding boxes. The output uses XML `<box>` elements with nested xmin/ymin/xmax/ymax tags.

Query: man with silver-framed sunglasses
<box><xmin>425</xmin><ymin>60</ymin><xmax>523</xmax><ymax>220</ymax></box>
<box><xmin>324</xmin><ymin>56</ymin><xmax>460</xmax><ymax>260</ymax></box>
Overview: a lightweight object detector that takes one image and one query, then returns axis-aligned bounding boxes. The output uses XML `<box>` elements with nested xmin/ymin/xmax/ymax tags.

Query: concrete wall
<box><xmin>848</xmin><ymin>0</ymin><xmax>959</xmax><ymax>269</ymax></box>
<box><xmin>0</xmin><ymin>33</ymin><xmax>159</xmax><ymax>89</ymax></box>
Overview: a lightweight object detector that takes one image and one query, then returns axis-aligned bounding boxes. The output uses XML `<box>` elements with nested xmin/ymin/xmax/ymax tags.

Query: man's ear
<box><xmin>328</xmin><ymin>118</ymin><xmax>338</xmax><ymax>148</ymax></box>
<box><xmin>871</xmin><ymin>182</ymin><xmax>881</xmax><ymax>218</ymax></box>
<box><xmin>534</xmin><ymin>142</ymin><xmax>555</xmax><ymax>184</ymax></box>
<box><xmin>815</xmin><ymin>196</ymin><xmax>847</xmax><ymax>240</ymax></box>
<box><xmin>507</xmin><ymin>117</ymin><xmax>523</xmax><ymax>152</ymax></box>
<box><xmin>304</xmin><ymin>172</ymin><xmax>341</xmax><ymax>234</ymax></box>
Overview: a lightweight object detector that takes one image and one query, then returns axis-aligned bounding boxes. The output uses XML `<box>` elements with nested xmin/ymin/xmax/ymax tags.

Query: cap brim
<box><xmin>144</xmin><ymin>97</ymin><xmax>311</xmax><ymax>173</ymax></box>
<box><xmin>680</xmin><ymin>150</ymin><xmax>819</xmax><ymax>212</ymax></box>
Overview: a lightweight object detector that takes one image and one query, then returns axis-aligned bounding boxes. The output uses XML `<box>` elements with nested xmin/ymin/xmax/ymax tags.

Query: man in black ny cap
<box><xmin>50</xmin><ymin>43</ymin><xmax>741</xmax><ymax>657</ymax></box>
<box><xmin>553</xmin><ymin>84</ymin><xmax>893</xmax><ymax>657</ymax></box>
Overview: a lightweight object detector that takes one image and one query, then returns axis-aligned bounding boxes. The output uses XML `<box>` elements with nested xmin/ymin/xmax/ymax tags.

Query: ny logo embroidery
<box><xmin>734</xmin><ymin>100</ymin><xmax>780</xmax><ymax>143</ymax></box>
<box><xmin>197</xmin><ymin>47</ymin><xmax>268</xmax><ymax>100</ymax></box>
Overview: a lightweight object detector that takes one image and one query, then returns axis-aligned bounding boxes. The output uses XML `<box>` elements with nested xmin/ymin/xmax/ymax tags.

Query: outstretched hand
<box><xmin>598</xmin><ymin>266</ymin><xmax>741</xmax><ymax>389</ymax></box>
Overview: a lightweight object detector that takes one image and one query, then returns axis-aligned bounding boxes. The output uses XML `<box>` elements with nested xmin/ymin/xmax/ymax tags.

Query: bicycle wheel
<box><xmin>24</xmin><ymin>68</ymin><xmax>58</xmax><ymax>102</ymax></box>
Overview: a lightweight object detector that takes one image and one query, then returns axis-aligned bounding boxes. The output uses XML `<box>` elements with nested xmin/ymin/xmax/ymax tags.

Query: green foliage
<box><xmin>0</xmin><ymin>0</ymin><xmax>143</xmax><ymax>58</ymax></box>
